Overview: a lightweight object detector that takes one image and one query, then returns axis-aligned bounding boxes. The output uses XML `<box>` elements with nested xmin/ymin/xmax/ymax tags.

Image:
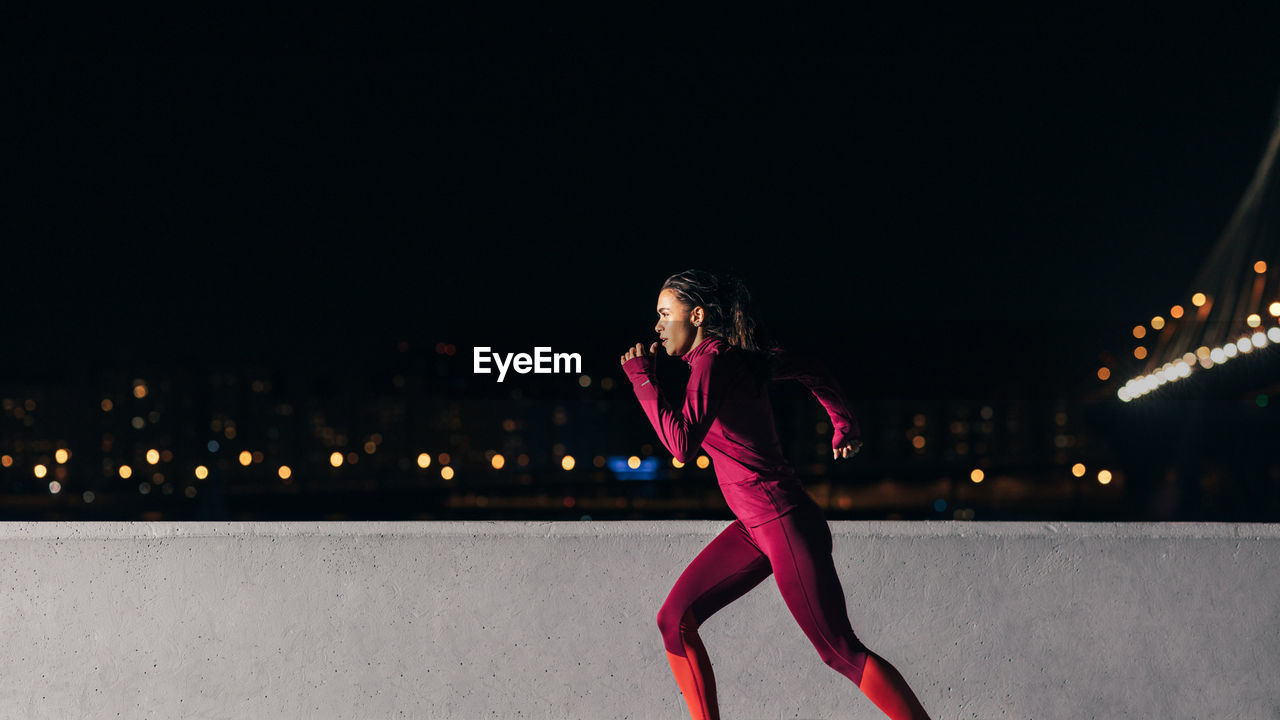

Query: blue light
<box><xmin>933</xmin><ymin>498</ymin><xmax>947</xmax><ymax>512</ymax></box>
<box><xmin>207</xmin><ymin>440</ymin><xmax>220</xmax><ymax>453</ymax></box>
<box><xmin>607</xmin><ymin>456</ymin><xmax>660</xmax><ymax>481</ymax></box>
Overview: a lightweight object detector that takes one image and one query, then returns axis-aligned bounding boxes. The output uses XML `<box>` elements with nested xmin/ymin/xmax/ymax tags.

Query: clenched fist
<box><xmin>619</xmin><ymin>341</ymin><xmax>659</xmax><ymax>365</ymax></box>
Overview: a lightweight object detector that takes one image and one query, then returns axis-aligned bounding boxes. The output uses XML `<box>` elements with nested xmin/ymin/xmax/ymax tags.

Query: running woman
<box><xmin>619</xmin><ymin>269</ymin><xmax>932</xmax><ymax>720</ymax></box>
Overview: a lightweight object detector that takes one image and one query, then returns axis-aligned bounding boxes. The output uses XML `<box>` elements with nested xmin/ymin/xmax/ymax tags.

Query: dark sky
<box><xmin>9</xmin><ymin>8</ymin><xmax>1280</xmax><ymax>403</ymax></box>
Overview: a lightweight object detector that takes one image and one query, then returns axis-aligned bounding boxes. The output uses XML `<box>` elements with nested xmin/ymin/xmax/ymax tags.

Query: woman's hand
<box><xmin>833</xmin><ymin>439</ymin><xmax>863</xmax><ymax>460</ymax></box>
<box><xmin>620</xmin><ymin>341</ymin><xmax>658</xmax><ymax>366</ymax></box>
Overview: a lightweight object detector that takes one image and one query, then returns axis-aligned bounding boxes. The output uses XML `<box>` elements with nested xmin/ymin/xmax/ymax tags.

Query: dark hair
<box><xmin>661</xmin><ymin>269</ymin><xmax>773</xmax><ymax>386</ymax></box>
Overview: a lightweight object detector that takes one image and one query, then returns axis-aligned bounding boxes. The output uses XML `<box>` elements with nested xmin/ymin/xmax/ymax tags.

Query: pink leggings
<box><xmin>656</xmin><ymin>499</ymin><xmax>931</xmax><ymax>720</ymax></box>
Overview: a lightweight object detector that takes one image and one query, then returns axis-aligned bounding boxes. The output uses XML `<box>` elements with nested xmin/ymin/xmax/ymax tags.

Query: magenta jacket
<box><xmin>622</xmin><ymin>336</ymin><xmax>860</xmax><ymax>527</ymax></box>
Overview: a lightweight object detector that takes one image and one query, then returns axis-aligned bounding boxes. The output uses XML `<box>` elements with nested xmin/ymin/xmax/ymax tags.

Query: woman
<box><xmin>619</xmin><ymin>269</ymin><xmax>932</xmax><ymax>720</ymax></box>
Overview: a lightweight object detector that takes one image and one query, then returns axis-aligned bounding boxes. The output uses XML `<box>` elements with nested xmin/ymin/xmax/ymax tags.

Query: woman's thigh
<box><xmin>750</xmin><ymin>504</ymin><xmax>866</xmax><ymax>656</ymax></box>
<box><xmin>661</xmin><ymin>519</ymin><xmax>775</xmax><ymax>627</ymax></box>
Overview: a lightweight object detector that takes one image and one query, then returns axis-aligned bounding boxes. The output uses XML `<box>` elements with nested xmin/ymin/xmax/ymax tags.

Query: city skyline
<box><xmin>8</xmin><ymin>11</ymin><xmax>1280</xmax><ymax>521</ymax></box>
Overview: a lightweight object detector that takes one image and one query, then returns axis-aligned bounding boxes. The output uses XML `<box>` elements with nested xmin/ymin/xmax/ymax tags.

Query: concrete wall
<box><xmin>0</xmin><ymin>521</ymin><xmax>1276</xmax><ymax>720</ymax></box>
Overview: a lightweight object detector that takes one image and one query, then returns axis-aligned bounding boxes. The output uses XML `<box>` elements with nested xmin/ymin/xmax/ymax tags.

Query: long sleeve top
<box><xmin>622</xmin><ymin>336</ymin><xmax>860</xmax><ymax>527</ymax></box>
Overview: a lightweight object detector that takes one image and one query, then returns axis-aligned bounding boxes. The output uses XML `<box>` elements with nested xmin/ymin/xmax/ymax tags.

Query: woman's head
<box><xmin>655</xmin><ymin>269</ymin><xmax>764</xmax><ymax>356</ymax></box>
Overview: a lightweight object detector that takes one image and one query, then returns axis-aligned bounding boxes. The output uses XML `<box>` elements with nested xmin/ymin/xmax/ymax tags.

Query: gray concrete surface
<box><xmin>0</xmin><ymin>521</ymin><xmax>1276</xmax><ymax>720</ymax></box>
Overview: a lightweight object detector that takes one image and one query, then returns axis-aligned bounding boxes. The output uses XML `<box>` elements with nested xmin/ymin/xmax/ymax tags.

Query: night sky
<box><xmin>10</xmin><ymin>8</ymin><xmax>1280</xmax><ymax>406</ymax></box>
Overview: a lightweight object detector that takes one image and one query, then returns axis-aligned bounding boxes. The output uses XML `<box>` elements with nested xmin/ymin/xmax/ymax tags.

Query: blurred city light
<box><xmin>608</xmin><ymin>456</ymin><xmax>659</xmax><ymax>481</ymax></box>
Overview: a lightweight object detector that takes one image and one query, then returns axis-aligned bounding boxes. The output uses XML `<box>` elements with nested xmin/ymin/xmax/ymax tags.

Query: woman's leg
<box><xmin>751</xmin><ymin>503</ymin><xmax>932</xmax><ymax>720</ymax></box>
<box><xmin>656</xmin><ymin>519</ymin><xmax>774</xmax><ymax>720</ymax></box>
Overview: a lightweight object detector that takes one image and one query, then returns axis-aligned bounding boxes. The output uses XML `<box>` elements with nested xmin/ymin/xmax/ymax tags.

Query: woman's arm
<box><xmin>622</xmin><ymin>349</ymin><xmax>728</xmax><ymax>464</ymax></box>
<box><xmin>769</xmin><ymin>348</ymin><xmax>862</xmax><ymax>451</ymax></box>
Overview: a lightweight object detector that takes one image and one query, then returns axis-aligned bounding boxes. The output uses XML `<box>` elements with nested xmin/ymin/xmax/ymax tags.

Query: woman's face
<box><xmin>654</xmin><ymin>288</ymin><xmax>703</xmax><ymax>356</ymax></box>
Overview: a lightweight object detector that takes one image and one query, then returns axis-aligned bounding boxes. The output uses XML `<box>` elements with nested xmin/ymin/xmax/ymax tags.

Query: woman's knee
<box><xmin>657</xmin><ymin>602</ymin><xmax>694</xmax><ymax>635</ymax></box>
<box><xmin>814</xmin><ymin>636</ymin><xmax>869</xmax><ymax>679</ymax></box>
<box><xmin>656</xmin><ymin>604</ymin><xmax>697</xmax><ymax>653</ymax></box>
